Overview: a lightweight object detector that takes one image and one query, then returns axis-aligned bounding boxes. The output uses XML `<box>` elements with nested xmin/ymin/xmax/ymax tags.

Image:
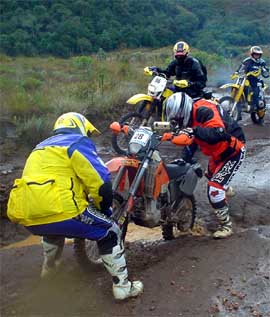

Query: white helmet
<box><xmin>165</xmin><ymin>92</ymin><xmax>193</xmax><ymax>128</ymax></box>
<box><xmin>250</xmin><ymin>46</ymin><xmax>263</xmax><ymax>61</ymax></box>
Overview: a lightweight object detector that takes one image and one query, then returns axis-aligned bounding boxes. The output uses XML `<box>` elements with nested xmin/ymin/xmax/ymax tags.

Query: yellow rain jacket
<box><xmin>7</xmin><ymin>133</ymin><xmax>111</xmax><ymax>226</ymax></box>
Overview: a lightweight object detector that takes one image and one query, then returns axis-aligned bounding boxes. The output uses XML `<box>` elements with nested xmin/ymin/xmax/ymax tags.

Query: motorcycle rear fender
<box><xmin>220</xmin><ymin>83</ymin><xmax>240</xmax><ymax>89</ymax></box>
<box><xmin>127</xmin><ymin>94</ymin><xmax>154</xmax><ymax>104</ymax></box>
<box><xmin>153</xmin><ymin>162</ymin><xmax>170</xmax><ymax>199</ymax></box>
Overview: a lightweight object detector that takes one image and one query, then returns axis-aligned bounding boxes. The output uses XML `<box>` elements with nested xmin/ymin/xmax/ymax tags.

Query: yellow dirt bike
<box><xmin>112</xmin><ymin>67</ymin><xmax>212</xmax><ymax>155</ymax></box>
<box><xmin>111</xmin><ymin>67</ymin><xmax>175</xmax><ymax>155</ymax></box>
<box><xmin>219</xmin><ymin>69</ymin><xmax>268</xmax><ymax>124</ymax></box>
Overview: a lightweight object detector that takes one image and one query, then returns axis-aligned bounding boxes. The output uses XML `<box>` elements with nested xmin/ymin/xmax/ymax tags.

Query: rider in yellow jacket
<box><xmin>7</xmin><ymin>112</ymin><xmax>143</xmax><ymax>300</ymax></box>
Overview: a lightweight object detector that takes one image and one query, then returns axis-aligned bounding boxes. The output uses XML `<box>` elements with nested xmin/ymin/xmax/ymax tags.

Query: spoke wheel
<box><xmin>219</xmin><ymin>96</ymin><xmax>240</xmax><ymax>121</ymax></box>
<box><xmin>111</xmin><ymin>112</ymin><xmax>143</xmax><ymax>155</ymax></box>
<box><xmin>162</xmin><ymin>195</ymin><xmax>196</xmax><ymax>240</ymax></box>
<box><xmin>73</xmin><ymin>194</ymin><xmax>127</xmax><ymax>270</ymax></box>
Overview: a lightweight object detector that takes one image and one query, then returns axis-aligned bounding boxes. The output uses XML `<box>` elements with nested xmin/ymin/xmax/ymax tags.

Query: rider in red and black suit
<box><xmin>164</xmin><ymin>92</ymin><xmax>246</xmax><ymax>238</ymax></box>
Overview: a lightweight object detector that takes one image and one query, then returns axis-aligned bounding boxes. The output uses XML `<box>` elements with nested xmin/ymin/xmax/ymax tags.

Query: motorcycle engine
<box><xmin>132</xmin><ymin>197</ymin><xmax>161</xmax><ymax>228</ymax></box>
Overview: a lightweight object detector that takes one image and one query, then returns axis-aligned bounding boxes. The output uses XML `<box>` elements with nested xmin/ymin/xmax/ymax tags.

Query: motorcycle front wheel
<box><xmin>111</xmin><ymin>111</ymin><xmax>144</xmax><ymax>155</ymax></box>
<box><xmin>162</xmin><ymin>195</ymin><xmax>196</xmax><ymax>240</ymax></box>
<box><xmin>219</xmin><ymin>96</ymin><xmax>241</xmax><ymax>121</ymax></box>
<box><xmin>73</xmin><ymin>194</ymin><xmax>128</xmax><ymax>270</ymax></box>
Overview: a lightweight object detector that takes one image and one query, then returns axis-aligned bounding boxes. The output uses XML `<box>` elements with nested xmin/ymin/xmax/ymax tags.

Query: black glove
<box><xmin>179</xmin><ymin>127</ymin><xmax>194</xmax><ymax>138</ymax></box>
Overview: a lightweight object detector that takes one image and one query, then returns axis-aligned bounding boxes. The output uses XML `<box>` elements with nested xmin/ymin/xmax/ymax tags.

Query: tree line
<box><xmin>1</xmin><ymin>0</ymin><xmax>269</xmax><ymax>57</ymax></box>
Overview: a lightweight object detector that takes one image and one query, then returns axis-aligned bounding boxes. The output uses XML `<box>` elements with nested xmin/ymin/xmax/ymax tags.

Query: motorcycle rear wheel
<box><xmin>219</xmin><ymin>96</ymin><xmax>241</xmax><ymax>121</ymax></box>
<box><xmin>111</xmin><ymin>112</ymin><xmax>144</xmax><ymax>155</ymax></box>
<box><xmin>250</xmin><ymin>104</ymin><xmax>265</xmax><ymax>125</ymax></box>
<box><xmin>73</xmin><ymin>194</ymin><xmax>128</xmax><ymax>270</ymax></box>
<box><xmin>162</xmin><ymin>195</ymin><xmax>196</xmax><ymax>240</ymax></box>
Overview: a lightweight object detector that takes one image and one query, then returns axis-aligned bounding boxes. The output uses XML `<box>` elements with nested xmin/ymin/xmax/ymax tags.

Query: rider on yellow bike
<box><xmin>233</xmin><ymin>46</ymin><xmax>269</xmax><ymax>119</ymax></box>
<box><xmin>148</xmin><ymin>41</ymin><xmax>207</xmax><ymax>99</ymax></box>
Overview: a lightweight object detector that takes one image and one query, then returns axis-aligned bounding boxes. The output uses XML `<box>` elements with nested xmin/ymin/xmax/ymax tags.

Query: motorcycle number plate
<box><xmin>148</xmin><ymin>76</ymin><xmax>167</xmax><ymax>95</ymax></box>
<box><xmin>130</xmin><ymin>128</ymin><xmax>152</xmax><ymax>147</ymax></box>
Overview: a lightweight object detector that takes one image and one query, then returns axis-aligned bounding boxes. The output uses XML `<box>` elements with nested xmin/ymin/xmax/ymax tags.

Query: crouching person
<box><xmin>164</xmin><ymin>93</ymin><xmax>246</xmax><ymax>238</ymax></box>
<box><xmin>7</xmin><ymin>112</ymin><xmax>143</xmax><ymax>300</ymax></box>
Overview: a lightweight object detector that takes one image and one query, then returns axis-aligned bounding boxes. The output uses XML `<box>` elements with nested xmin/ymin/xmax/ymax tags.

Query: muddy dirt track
<box><xmin>1</xmin><ymin>111</ymin><xmax>270</xmax><ymax>317</ymax></box>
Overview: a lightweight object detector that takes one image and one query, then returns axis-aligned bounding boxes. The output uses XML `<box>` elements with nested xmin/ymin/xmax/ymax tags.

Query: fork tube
<box><xmin>112</xmin><ymin>165</ymin><xmax>126</xmax><ymax>191</ymax></box>
<box><xmin>129</xmin><ymin>158</ymin><xmax>150</xmax><ymax>196</ymax></box>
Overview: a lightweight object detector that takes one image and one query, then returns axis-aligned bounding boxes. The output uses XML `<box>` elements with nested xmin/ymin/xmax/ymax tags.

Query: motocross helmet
<box><xmin>165</xmin><ymin>92</ymin><xmax>193</xmax><ymax>128</ymax></box>
<box><xmin>173</xmin><ymin>41</ymin><xmax>190</xmax><ymax>61</ymax></box>
<box><xmin>53</xmin><ymin>112</ymin><xmax>100</xmax><ymax>136</ymax></box>
<box><xmin>250</xmin><ymin>46</ymin><xmax>263</xmax><ymax>61</ymax></box>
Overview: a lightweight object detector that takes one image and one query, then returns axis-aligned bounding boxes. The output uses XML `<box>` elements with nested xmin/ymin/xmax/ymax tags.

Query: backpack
<box><xmin>197</xmin><ymin>59</ymin><xmax>208</xmax><ymax>82</ymax></box>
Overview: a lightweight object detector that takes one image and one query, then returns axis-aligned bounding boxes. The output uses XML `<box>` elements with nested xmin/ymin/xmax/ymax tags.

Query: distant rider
<box><xmin>163</xmin><ymin>92</ymin><xmax>246</xmax><ymax>238</ymax></box>
<box><xmin>7</xmin><ymin>112</ymin><xmax>143</xmax><ymax>300</ymax></box>
<box><xmin>234</xmin><ymin>46</ymin><xmax>269</xmax><ymax>118</ymax></box>
<box><xmin>148</xmin><ymin>41</ymin><xmax>207</xmax><ymax>98</ymax></box>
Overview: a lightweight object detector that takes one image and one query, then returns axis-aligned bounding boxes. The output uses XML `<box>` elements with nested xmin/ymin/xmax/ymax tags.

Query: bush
<box><xmin>15</xmin><ymin>115</ymin><xmax>52</xmax><ymax>148</ymax></box>
<box><xmin>22</xmin><ymin>77</ymin><xmax>43</xmax><ymax>91</ymax></box>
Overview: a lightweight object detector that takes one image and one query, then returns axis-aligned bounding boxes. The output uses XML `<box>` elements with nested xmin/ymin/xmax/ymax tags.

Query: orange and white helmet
<box><xmin>53</xmin><ymin>112</ymin><xmax>100</xmax><ymax>136</ymax></box>
<box><xmin>173</xmin><ymin>41</ymin><xmax>190</xmax><ymax>57</ymax></box>
<box><xmin>250</xmin><ymin>46</ymin><xmax>263</xmax><ymax>60</ymax></box>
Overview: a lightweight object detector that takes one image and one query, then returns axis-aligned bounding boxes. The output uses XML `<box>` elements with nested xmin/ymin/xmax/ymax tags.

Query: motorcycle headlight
<box><xmin>128</xmin><ymin>142</ymin><xmax>143</xmax><ymax>155</ymax></box>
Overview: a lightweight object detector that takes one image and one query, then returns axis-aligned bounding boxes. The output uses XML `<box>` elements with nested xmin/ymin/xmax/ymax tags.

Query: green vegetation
<box><xmin>0</xmin><ymin>48</ymin><xmax>229</xmax><ymax>147</ymax></box>
<box><xmin>1</xmin><ymin>0</ymin><xmax>269</xmax><ymax>58</ymax></box>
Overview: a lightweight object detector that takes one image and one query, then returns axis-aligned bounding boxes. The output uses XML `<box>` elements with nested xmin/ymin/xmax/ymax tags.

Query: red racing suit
<box><xmin>182</xmin><ymin>99</ymin><xmax>246</xmax><ymax>209</ymax></box>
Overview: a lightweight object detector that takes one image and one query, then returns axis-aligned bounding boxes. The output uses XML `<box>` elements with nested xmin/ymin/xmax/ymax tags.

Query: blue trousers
<box><xmin>27</xmin><ymin>207</ymin><xmax>119</xmax><ymax>241</ymax></box>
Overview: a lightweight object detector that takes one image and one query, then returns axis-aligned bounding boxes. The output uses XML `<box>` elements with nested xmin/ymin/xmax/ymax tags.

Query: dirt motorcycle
<box><xmin>74</xmin><ymin>122</ymin><xmax>203</xmax><ymax>268</ymax></box>
<box><xmin>111</xmin><ymin>67</ymin><xmax>175</xmax><ymax>155</ymax></box>
<box><xmin>112</xmin><ymin>67</ymin><xmax>213</xmax><ymax>155</ymax></box>
<box><xmin>219</xmin><ymin>68</ymin><xmax>269</xmax><ymax>124</ymax></box>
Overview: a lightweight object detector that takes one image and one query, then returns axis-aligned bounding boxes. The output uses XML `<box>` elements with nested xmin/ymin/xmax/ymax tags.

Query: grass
<box><xmin>0</xmin><ymin>48</ymin><xmax>231</xmax><ymax>148</ymax></box>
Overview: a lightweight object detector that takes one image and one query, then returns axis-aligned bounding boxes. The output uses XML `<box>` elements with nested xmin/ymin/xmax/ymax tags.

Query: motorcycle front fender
<box><xmin>106</xmin><ymin>157</ymin><xmax>126</xmax><ymax>173</ymax></box>
<box><xmin>220</xmin><ymin>83</ymin><xmax>240</xmax><ymax>89</ymax></box>
<box><xmin>127</xmin><ymin>93</ymin><xmax>154</xmax><ymax>105</ymax></box>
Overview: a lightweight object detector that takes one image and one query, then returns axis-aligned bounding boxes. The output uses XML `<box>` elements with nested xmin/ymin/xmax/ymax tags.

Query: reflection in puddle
<box><xmin>2</xmin><ymin>235</ymin><xmax>41</xmax><ymax>250</ymax></box>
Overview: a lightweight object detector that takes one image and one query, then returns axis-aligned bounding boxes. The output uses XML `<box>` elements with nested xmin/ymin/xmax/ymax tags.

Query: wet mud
<box><xmin>1</xmin><ymin>109</ymin><xmax>270</xmax><ymax>317</ymax></box>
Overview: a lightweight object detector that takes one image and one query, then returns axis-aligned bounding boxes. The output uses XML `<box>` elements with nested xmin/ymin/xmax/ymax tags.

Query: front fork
<box><xmin>231</xmin><ymin>83</ymin><xmax>245</xmax><ymax>115</ymax></box>
<box><xmin>113</xmin><ymin>157</ymin><xmax>151</xmax><ymax>225</ymax></box>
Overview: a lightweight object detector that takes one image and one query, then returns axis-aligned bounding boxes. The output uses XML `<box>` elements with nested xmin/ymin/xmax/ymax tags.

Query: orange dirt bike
<box><xmin>219</xmin><ymin>68</ymin><xmax>269</xmax><ymax>124</ymax></box>
<box><xmin>74</xmin><ymin>122</ymin><xmax>203</xmax><ymax>267</ymax></box>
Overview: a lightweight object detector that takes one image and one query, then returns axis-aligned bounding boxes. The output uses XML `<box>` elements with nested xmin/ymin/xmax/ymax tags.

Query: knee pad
<box><xmin>97</xmin><ymin>225</ymin><xmax>121</xmax><ymax>255</ymax></box>
<box><xmin>207</xmin><ymin>184</ymin><xmax>226</xmax><ymax>209</ymax></box>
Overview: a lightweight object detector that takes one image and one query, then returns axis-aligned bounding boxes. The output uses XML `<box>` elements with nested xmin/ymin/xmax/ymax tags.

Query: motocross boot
<box><xmin>225</xmin><ymin>186</ymin><xmax>235</xmax><ymax>197</ymax></box>
<box><xmin>213</xmin><ymin>206</ymin><xmax>233</xmax><ymax>239</ymax></box>
<box><xmin>101</xmin><ymin>243</ymin><xmax>144</xmax><ymax>300</ymax></box>
<box><xmin>41</xmin><ymin>236</ymin><xmax>65</xmax><ymax>278</ymax></box>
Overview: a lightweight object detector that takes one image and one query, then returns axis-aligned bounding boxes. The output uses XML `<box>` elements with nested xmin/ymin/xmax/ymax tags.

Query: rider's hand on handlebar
<box><xmin>144</xmin><ymin>66</ymin><xmax>158</xmax><ymax>76</ymax></box>
<box><xmin>161</xmin><ymin>132</ymin><xmax>173</xmax><ymax>141</ymax></box>
<box><xmin>179</xmin><ymin>127</ymin><xmax>194</xmax><ymax>138</ymax></box>
<box><xmin>173</xmin><ymin>79</ymin><xmax>190</xmax><ymax>88</ymax></box>
<box><xmin>230</xmin><ymin>72</ymin><xmax>238</xmax><ymax>80</ymax></box>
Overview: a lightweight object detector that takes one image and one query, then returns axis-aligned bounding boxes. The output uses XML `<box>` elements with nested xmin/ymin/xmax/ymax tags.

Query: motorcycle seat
<box><xmin>165</xmin><ymin>163</ymin><xmax>189</xmax><ymax>180</ymax></box>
